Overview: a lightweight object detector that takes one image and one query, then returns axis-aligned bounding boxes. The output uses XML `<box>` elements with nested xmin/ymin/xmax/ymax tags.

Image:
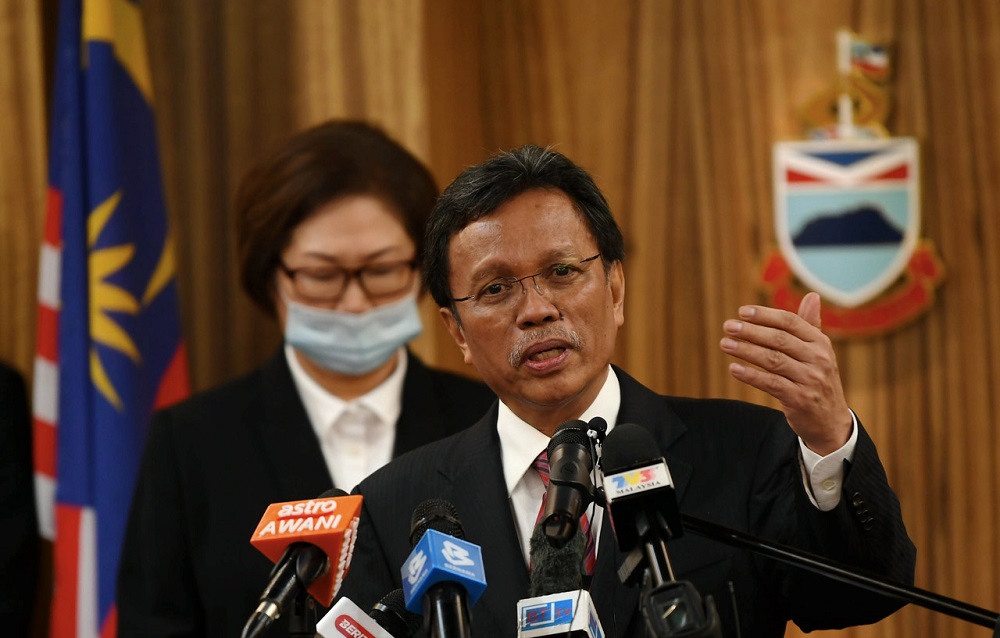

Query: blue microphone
<box><xmin>401</xmin><ymin>500</ymin><xmax>487</xmax><ymax>638</ymax></box>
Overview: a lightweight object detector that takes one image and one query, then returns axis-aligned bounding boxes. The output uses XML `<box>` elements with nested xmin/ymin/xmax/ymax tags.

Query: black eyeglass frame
<box><xmin>450</xmin><ymin>253</ymin><xmax>602</xmax><ymax>304</ymax></box>
<box><xmin>278</xmin><ymin>258</ymin><xmax>419</xmax><ymax>302</ymax></box>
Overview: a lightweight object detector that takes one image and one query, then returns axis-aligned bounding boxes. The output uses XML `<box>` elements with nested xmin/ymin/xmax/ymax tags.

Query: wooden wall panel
<box><xmin>142</xmin><ymin>0</ymin><xmax>299</xmax><ymax>390</ymax></box>
<box><xmin>4</xmin><ymin>1</ymin><xmax>999</xmax><ymax>636</ymax></box>
<box><xmin>284</xmin><ymin>0</ymin><xmax>458</xmax><ymax>369</ymax></box>
<box><xmin>0</xmin><ymin>0</ymin><xmax>46</xmax><ymax>376</ymax></box>
<box><xmin>0</xmin><ymin>2</ymin><xmax>49</xmax><ymax>635</ymax></box>
<box><xmin>147</xmin><ymin>0</ymin><xmax>459</xmax><ymax>385</ymax></box>
<box><xmin>427</xmin><ymin>2</ymin><xmax>1000</xmax><ymax>636</ymax></box>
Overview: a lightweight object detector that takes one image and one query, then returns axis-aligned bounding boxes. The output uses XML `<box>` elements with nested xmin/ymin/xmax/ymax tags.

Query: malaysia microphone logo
<box><xmin>442</xmin><ymin>539</ymin><xmax>475</xmax><ymax>567</ymax></box>
<box><xmin>406</xmin><ymin>549</ymin><xmax>427</xmax><ymax>585</ymax></box>
<box><xmin>603</xmin><ymin>463</ymin><xmax>673</xmax><ymax>501</ymax></box>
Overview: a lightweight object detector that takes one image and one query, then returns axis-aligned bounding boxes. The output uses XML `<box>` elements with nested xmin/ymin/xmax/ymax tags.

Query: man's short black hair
<box><xmin>424</xmin><ymin>145</ymin><xmax>626</xmax><ymax>309</ymax></box>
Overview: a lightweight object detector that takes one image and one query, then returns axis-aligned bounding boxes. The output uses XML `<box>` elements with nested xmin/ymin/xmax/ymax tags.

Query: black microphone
<box><xmin>601</xmin><ymin>424</ymin><xmax>682</xmax><ymax>567</ymax></box>
<box><xmin>242</xmin><ymin>488</ymin><xmax>356</xmax><ymax>638</ymax></box>
<box><xmin>369</xmin><ymin>589</ymin><xmax>423</xmax><ymax>637</ymax></box>
<box><xmin>540</xmin><ymin>417</ymin><xmax>605</xmax><ymax>547</ymax></box>
<box><xmin>403</xmin><ymin>499</ymin><xmax>486</xmax><ymax>638</ymax></box>
<box><xmin>601</xmin><ymin>424</ymin><xmax>721</xmax><ymax>638</ymax></box>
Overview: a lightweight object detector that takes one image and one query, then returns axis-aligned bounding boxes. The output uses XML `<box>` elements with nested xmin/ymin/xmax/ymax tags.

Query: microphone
<box><xmin>530</xmin><ymin>518</ymin><xmax>586</xmax><ymax>597</ymax></box>
<box><xmin>242</xmin><ymin>489</ymin><xmax>363</xmax><ymax>638</ymax></box>
<box><xmin>540</xmin><ymin>417</ymin><xmax>606</xmax><ymax>547</ymax></box>
<box><xmin>601</xmin><ymin>424</ymin><xmax>682</xmax><ymax>567</ymax></box>
<box><xmin>316</xmin><ymin>589</ymin><xmax>421</xmax><ymax>638</ymax></box>
<box><xmin>370</xmin><ymin>589</ymin><xmax>423</xmax><ymax>638</ymax></box>
<box><xmin>601</xmin><ymin>423</ymin><xmax>721</xmax><ymax>638</ymax></box>
<box><xmin>516</xmin><ymin>522</ymin><xmax>605</xmax><ymax>637</ymax></box>
<box><xmin>401</xmin><ymin>499</ymin><xmax>487</xmax><ymax>638</ymax></box>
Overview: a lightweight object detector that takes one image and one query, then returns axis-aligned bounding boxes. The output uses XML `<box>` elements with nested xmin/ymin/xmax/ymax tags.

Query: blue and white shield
<box><xmin>772</xmin><ymin>138</ymin><xmax>920</xmax><ymax>307</ymax></box>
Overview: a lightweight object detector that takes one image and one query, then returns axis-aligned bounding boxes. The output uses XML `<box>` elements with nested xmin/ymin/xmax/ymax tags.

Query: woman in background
<box><xmin>117</xmin><ymin>120</ymin><xmax>494</xmax><ymax>637</ymax></box>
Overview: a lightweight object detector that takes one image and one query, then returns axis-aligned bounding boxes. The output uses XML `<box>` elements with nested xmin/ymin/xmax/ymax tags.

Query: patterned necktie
<box><xmin>532</xmin><ymin>450</ymin><xmax>597</xmax><ymax>575</ymax></box>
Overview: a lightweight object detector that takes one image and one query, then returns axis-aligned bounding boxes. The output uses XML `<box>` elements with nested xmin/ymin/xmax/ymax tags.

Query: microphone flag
<box><xmin>516</xmin><ymin>590</ymin><xmax>605</xmax><ymax>638</ymax></box>
<box><xmin>250</xmin><ymin>494</ymin><xmax>363</xmax><ymax>605</ymax></box>
<box><xmin>401</xmin><ymin>528</ymin><xmax>487</xmax><ymax>614</ymax></box>
<box><xmin>317</xmin><ymin>596</ymin><xmax>396</xmax><ymax>638</ymax></box>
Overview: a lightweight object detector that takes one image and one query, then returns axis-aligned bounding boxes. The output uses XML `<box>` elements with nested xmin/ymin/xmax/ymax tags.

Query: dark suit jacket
<box><xmin>0</xmin><ymin>363</ymin><xmax>38</xmax><ymax>638</ymax></box>
<box><xmin>339</xmin><ymin>366</ymin><xmax>916</xmax><ymax>637</ymax></box>
<box><xmin>116</xmin><ymin>350</ymin><xmax>494</xmax><ymax>638</ymax></box>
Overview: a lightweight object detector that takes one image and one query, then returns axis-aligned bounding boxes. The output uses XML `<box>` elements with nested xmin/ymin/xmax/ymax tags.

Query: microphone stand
<box><xmin>680</xmin><ymin>514</ymin><xmax>1000</xmax><ymax>636</ymax></box>
<box><xmin>640</xmin><ymin>575</ymin><xmax>722</xmax><ymax>638</ymax></box>
<box><xmin>593</xmin><ymin>479</ymin><xmax>999</xmax><ymax>636</ymax></box>
<box><xmin>625</xmin><ymin>511</ymin><xmax>723</xmax><ymax>637</ymax></box>
<box><xmin>286</xmin><ymin>590</ymin><xmax>319</xmax><ymax>638</ymax></box>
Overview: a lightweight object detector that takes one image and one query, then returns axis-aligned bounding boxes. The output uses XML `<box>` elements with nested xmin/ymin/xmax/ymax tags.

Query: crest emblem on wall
<box><xmin>773</xmin><ymin>138</ymin><xmax>919</xmax><ymax>308</ymax></box>
<box><xmin>761</xmin><ymin>31</ymin><xmax>943</xmax><ymax>337</ymax></box>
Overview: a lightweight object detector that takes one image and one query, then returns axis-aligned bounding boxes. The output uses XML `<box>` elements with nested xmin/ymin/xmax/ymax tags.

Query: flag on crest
<box><xmin>32</xmin><ymin>1</ymin><xmax>189</xmax><ymax>636</ymax></box>
<box><xmin>850</xmin><ymin>37</ymin><xmax>889</xmax><ymax>82</ymax></box>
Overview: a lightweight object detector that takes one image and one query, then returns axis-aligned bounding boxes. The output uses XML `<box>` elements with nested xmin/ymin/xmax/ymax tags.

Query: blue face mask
<box><xmin>283</xmin><ymin>294</ymin><xmax>423</xmax><ymax>375</ymax></box>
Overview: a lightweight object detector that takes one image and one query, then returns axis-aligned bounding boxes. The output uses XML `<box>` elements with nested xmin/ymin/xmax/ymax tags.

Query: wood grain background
<box><xmin>2</xmin><ymin>1</ymin><xmax>997</xmax><ymax>636</ymax></box>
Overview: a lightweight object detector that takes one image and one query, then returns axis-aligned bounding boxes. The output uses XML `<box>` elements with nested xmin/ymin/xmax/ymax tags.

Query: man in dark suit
<box><xmin>335</xmin><ymin>145</ymin><xmax>916</xmax><ymax>637</ymax></box>
<box><xmin>0</xmin><ymin>362</ymin><xmax>38</xmax><ymax>638</ymax></box>
<box><xmin>116</xmin><ymin>121</ymin><xmax>494</xmax><ymax>638</ymax></box>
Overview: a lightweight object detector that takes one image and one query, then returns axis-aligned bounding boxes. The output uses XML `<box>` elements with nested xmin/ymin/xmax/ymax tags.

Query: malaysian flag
<box><xmin>33</xmin><ymin>1</ymin><xmax>189</xmax><ymax>636</ymax></box>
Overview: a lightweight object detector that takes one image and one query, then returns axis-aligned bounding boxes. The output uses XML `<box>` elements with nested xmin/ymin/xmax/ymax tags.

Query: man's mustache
<box><xmin>508</xmin><ymin>326</ymin><xmax>584</xmax><ymax>368</ymax></box>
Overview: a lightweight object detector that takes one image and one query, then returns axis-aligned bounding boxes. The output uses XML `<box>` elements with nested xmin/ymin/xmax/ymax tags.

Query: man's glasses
<box><xmin>451</xmin><ymin>254</ymin><xmax>602</xmax><ymax>310</ymax></box>
<box><xmin>280</xmin><ymin>259</ymin><xmax>417</xmax><ymax>303</ymax></box>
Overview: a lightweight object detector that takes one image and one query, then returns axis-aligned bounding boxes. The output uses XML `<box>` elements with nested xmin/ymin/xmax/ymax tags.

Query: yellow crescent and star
<box><xmin>83</xmin><ymin>0</ymin><xmax>178</xmax><ymax>410</ymax></box>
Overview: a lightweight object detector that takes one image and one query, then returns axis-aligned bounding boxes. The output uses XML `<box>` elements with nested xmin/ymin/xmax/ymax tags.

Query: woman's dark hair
<box><xmin>423</xmin><ymin>145</ymin><xmax>625</xmax><ymax>309</ymax></box>
<box><xmin>236</xmin><ymin>120</ymin><xmax>438</xmax><ymax>316</ymax></box>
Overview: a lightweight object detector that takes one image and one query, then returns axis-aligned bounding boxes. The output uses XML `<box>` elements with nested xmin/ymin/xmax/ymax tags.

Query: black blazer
<box><xmin>339</xmin><ymin>366</ymin><xmax>915</xmax><ymax>637</ymax></box>
<box><xmin>116</xmin><ymin>350</ymin><xmax>494</xmax><ymax>638</ymax></box>
<box><xmin>0</xmin><ymin>363</ymin><xmax>38</xmax><ymax>638</ymax></box>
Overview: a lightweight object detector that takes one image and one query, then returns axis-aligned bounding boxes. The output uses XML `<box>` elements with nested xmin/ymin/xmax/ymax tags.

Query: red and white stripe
<box><xmin>34</xmin><ymin>187</ymin><xmax>63</xmax><ymax>541</ymax></box>
<box><xmin>34</xmin><ymin>188</ymin><xmax>103</xmax><ymax>638</ymax></box>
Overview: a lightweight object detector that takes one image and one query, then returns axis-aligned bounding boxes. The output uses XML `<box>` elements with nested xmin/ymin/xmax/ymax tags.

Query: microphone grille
<box><xmin>318</xmin><ymin>488</ymin><xmax>349</xmax><ymax>498</ymax></box>
<box><xmin>370</xmin><ymin>588</ymin><xmax>422</xmax><ymax>637</ymax></box>
<box><xmin>409</xmin><ymin>498</ymin><xmax>465</xmax><ymax>545</ymax></box>
<box><xmin>529</xmin><ymin>521</ymin><xmax>585</xmax><ymax>597</ymax></box>
<box><xmin>546</xmin><ymin>419</ymin><xmax>590</xmax><ymax>457</ymax></box>
<box><xmin>601</xmin><ymin>422</ymin><xmax>661</xmax><ymax>473</ymax></box>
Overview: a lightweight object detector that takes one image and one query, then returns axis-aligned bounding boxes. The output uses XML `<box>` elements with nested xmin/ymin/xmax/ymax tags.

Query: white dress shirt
<box><xmin>497</xmin><ymin>365</ymin><xmax>857</xmax><ymax>566</ymax></box>
<box><xmin>286</xmin><ymin>344</ymin><xmax>405</xmax><ymax>492</ymax></box>
<box><xmin>499</xmin><ymin>366</ymin><xmax>621</xmax><ymax>565</ymax></box>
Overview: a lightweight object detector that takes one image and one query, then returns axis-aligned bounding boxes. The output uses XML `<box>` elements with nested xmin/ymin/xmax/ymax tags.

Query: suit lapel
<box><xmin>436</xmin><ymin>407</ymin><xmax>529</xmax><ymax>636</ymax></box>
<box><xmin>613</xmin><ymin>366</ymin><xmax>693</xmax><ymax>504</ymax></box>
<box><xmin>254</xmin><ymin>351</ymin><xmax>334</xmax><ymax>497</ymax></box>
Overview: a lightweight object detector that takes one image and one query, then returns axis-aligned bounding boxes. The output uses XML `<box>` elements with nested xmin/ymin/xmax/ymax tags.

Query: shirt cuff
<box><xmin>798</xmin><ymin>410</ymin><xmax>859</xmax><ymax>511</ymax></box>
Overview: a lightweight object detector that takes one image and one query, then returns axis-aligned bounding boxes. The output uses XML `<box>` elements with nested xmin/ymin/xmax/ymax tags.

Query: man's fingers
<box><xmin>727</xmin><ymin>361</ymin><xmax>793</xmax><ymax>404</ymax></box>
<box><xmin>738</xmin><ymin>301</ymin><xmax>821</xmax><ymax>342</ymax></box>
<box><xmin>723</xmin><ymin>318</ymin><xmax>812</xmax><ymax>367</ymax></box>
<box><xmin>797</xmin><ymin>291</ymin><xmax>822</xmax><ymax>329</ymax></box>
